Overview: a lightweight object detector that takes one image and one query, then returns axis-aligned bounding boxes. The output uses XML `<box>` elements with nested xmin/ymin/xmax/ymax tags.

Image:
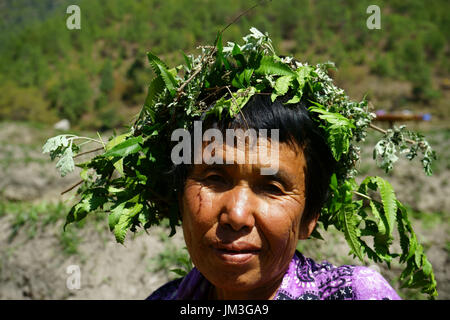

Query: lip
<box><xmin>212</xmin><ymin>242</ymin><xmax>261</xmax><ymax>264</ymax></box>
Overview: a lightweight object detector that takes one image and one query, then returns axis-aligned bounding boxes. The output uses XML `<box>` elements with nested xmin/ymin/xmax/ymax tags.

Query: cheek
<box><xmin>181</xmin><ymin>182</ymin><xmax>217</xmax><ymax>244</ymax></box>
<box><xmin>258</xmin><ymin>197</ymin><xmax>304</xmax><ymax>250</ymax></box>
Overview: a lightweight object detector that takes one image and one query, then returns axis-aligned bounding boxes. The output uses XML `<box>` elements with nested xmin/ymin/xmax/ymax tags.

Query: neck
<box><xmin>209</xmin><ymin>276</ymin><xmax>282</xmax><ymax>300</ymax></box>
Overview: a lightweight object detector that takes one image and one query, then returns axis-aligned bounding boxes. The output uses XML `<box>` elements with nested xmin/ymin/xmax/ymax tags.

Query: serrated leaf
<box><xmin>147</xmin><ymin>52</ymin><xmax>178</xmax><ymax>97</ymax></box>
<box><xmin>42</xmin><ymin>135</ymin><xmax>70</xmax><ymax>154</ymax></box>
<box><xmin>106</xmin><ymin>133</ymin><xmax>131</xmax><ymax>175</ymax></box>
<box><xmin>103</xmin><ymin>136</ymin><xmax>143</xmax><ymax>158</ymax></box>
<box><xmin>309</xmin><ymin>104</ymin><xmax>355</xmax><ymax>161</ymax></box>
<box><xmin>108</xmin><ymin>202</ymin><xmax>126</xmax><ymax>231</ymax></box>
<box><xmin>229</xmin><ymin>87</ymin><xmax>256</xmax><ymax>116</ymax></box>
<box><xmin>80</xmin><ymin>167</ymin><xmax>89</xmax><ymax>181</ymax></box>
<box><xmin>374</xmin><ymin>177</ymin><xmax>397</xmax><ymax>236</ymax></box>
<box><xmin>423</xmin><ymin>258</ymin><xmax>432</xmax><ymax>277</ymax></box>
<box><xmin>274</xmin><ymin>75</ymin><xmax>292</xmax><ymax>98</ymax></box>
<box><xmin>255</xmin><ymin>55</ymin><xmax>296</xmax><ymax>77</ymax></box>
<box><xmin>181</xmin><ymin>51</ymin><xmax>192</xmax><ymax>71</ymax></box>
<box><xmin>369</xmin><ymin>200</ymin><xmax>387</xmax><ymax>235</ymax></box>
<box><xmin>342</xmin><ymin>209</ymin><xmax>364</xmax><ymax>261</ymax></box>
<box><xmin>56</xmin><ymin>147</ymin><xmax>75</xmax><ymax>177</ymax></box>
<box><xmin>295</xmin><ymin>65</ymin><xmax>313</xmax><ymax>88</ymax></box>
<box><xmin>414</xmin><ymin>244</ymin><xmax>424</xmax><ymax>267</ymax></box>
<box><xmin>145</xmin><ymin>76</ymin><xmax>165</xmax><ymax>107</ymax></box>
<box><xmin>285</xmin><ymin>94</ymin><xmax>301</xmax><ymax>104</ymax></box>
<box><xmin>65</xmin><ymin>189</ymin><xmax>107</xmax><ymax>230</ymax></box>
<box><xmin>113</xmin><ymin>202</ymin><xmax>143</xmax><ymax>244</ymax></box>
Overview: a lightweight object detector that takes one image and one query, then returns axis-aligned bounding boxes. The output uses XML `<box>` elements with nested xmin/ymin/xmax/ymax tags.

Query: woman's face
<box><xmin>181</xmin><ymin>137</ymin><xmax>316</xmax><ymax>300</ymax></box>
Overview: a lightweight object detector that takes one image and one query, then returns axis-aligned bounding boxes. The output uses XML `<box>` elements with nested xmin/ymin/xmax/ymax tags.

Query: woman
<box><xmin>45</xmin><ymin>28</ymin><xmax>434</xmax><ymax>299</ymax></box>
<box><xmin>147</xmin><ymin>94</ymin><xmax>400</xmax><ymax>300</ymax></box>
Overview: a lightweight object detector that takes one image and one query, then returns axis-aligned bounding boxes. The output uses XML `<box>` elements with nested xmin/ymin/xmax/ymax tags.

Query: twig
<box><xmin>177</xmin><ymin>0</ymin><xmax>270</xmax><ymax>100</ymax></box>
<box><xmin>73</xmin><ymin>147</ymin><xmax>104</xmax><ymax>159</ymax></box>
<box><xmin>172</xmin><ymin>1</ymin><xmax>271</xmax><ymax>125</ymax></box>
<box><xmin>369</xmin><ymin>123</ymin><xmax>418</xmax><ymax>145</ymax></box>
<box><xmin>220</xmin><ymin>0</ymin><xmax>271</xmax><ymax>35</ymax></box>
<box><xmin>177</xmin><ymin>65</ymin><xmax>206</xmax><ymax>99</ymax></box>
<box><xmin>197</xmin><ymin>86</ymin><xmax>228</xmax><ymax>104</ymax></box>
<box><xmin>61</xmin><ymin>179</ymin><xmax>84</xmax><ymax>195</ymax></box>
<box><xmin>353</xmin><ymin>191</ymin><xmax>372</xmax><ymax>201</ymax></box>
<box><xmin>226</xmin><ymin>86</ymin><xmax>250</xmax><ymax>130</ymax></box>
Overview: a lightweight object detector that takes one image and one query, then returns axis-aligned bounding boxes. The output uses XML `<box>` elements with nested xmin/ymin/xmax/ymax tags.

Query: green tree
<box><xmin>100</xmin><ymin>59</ymin><xmax>115</xmax><ymax>94</ymax></box>
<box><xmin>0</xmin><ymin>81</ymin><xmax>57</xmax><ymax>124</ymax></box>
<box><xmin>49</xmin><ymin>71</ymin><xmax>92</xmax><ymax>123</ymax></box>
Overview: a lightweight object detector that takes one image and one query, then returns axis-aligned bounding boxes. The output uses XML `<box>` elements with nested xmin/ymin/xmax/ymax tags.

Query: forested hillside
<box><xmin>0</xmin><ymin>1</ymin><xmax>449</xmax><ymax>300</ymax></box>
<box><xmin>0</xmin><ymin>0</ymin><xmax>448</xmax><ymax>129</ymax></box>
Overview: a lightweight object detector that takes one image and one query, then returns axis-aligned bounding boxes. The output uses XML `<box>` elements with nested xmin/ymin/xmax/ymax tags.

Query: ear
<box><xmin>298</xmin><ymin>214</ymin><xmax>319</xmax><ymax>240</ymax></box>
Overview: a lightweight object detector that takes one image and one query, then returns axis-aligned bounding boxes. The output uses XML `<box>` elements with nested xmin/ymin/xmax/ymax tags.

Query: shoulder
<box><xmin>146</xmin><ymin>277</ymin><xmax>184</xmax><ymax>300</ymax></box>
<box><xmin>297</xmin><ymin>253</ymin><xmax>400</xmax><ymax>300</ymax></box>
<box><xmin>350</xmin><ymin>266</ymin><xmax>401</xmax><ymax>300</ymax></box>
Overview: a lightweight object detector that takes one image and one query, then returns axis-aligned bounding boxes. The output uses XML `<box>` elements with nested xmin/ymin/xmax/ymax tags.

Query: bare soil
<box><xmin>0</xmin><ymin>122</ymin><xmax>448</xmax><ymax>299</ymax></box>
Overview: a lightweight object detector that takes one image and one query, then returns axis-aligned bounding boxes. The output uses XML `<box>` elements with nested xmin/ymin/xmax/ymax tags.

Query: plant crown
<box><xmin>43</xmin><ymin>28</ymin><xmax>437</xmax><ymax>298</ymax></box>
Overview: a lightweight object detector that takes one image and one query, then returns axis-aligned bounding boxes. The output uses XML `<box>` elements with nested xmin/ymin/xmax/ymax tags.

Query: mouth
<box><xmin>212</xmin><ymin>243</ymin><xmax>261</xmax><ymax>264</ymax></box>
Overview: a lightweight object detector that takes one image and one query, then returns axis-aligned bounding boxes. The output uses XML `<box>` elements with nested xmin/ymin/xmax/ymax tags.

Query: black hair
<box><xmin>172</xmin><ymin>93</ymin><xmax>336</xmax><ymax>230</ymax></box>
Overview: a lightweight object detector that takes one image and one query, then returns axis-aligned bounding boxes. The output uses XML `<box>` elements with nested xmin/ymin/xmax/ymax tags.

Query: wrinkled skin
<box><xmin>180</xmin><ymin>137</ymin><xmax>318</xmax><ymax>300</ymax></box>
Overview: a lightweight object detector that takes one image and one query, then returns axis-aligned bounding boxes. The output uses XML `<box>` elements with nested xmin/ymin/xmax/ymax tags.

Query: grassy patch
<box><xmin>147</xmin><ymin>223</ymin><xmax>192</xmax><ymax>279</ymax></box>
<box><xmin>0</xmin><ymin>200</ymin><xmax>108</xmax><ymax>256</ymax></box>
<box><xmin>148</xmin><ymin>244</ymin><xmax>192</xmax><ymax>280</ymax></box>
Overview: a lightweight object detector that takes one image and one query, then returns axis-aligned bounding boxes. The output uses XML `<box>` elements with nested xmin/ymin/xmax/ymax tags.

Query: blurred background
<box><xmin>0</xmin><ymin>0</ymin><xmax>448</xmax><ymax>299</ymax></box>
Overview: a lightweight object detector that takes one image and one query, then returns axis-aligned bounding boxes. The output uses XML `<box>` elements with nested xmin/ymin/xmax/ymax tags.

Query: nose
<box><xmin>219</xmin><ymin>185</ymin><xmax>256</xmax><ymax>232</ymax></box>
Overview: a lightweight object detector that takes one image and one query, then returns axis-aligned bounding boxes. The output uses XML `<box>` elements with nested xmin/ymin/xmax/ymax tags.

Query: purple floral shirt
<box><xmin>147</xmin><ymin>251</ymin><xmax>401</xmax><ymax>300</ymax></box>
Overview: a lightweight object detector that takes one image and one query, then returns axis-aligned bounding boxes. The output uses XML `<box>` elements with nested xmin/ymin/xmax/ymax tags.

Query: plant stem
<box><xmin>369</xmin><ymin>123</ymin><xmax>417</xmax><ymax>145</ymax></box>
<box><xmin>70</xmin><ymin>136</ymin><xmax>104</xmax><ymax>145</ymax></box>
<box><xmin>61</xmin><ymin>179</ymin><xmax>84</xmax><ymax>195</ymax></box>
<box><xmin>73</xmin><ymin>147</ymin><xmax>105</xmax><ymax>159</ymax></box>
<box><xmin>226</xmin><ymin>86</ymin><xmax>249</xmax><ymax>130</ymax></box>
<box><xmin>353</xmin><ymin>191</ymin><xmax>372</xmax><ymax>201</ymax></box>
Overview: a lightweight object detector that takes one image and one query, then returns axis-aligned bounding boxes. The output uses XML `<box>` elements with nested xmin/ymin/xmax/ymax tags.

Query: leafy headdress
<box><xmin>43</xmin><ymin>28</ymin><xmax>437</xmax><ymax>298</ymax></box>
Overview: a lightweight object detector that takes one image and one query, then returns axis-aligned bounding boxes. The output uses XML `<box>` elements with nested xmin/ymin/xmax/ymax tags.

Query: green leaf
<box><xmin>309</xmin><ymin>104</ymin><xmax>355</xmax><ymax>161</ymax></box>
<box><xmin>285</xmin><ymin>95</ymin><xmax>301</xmax><ymax>104</ymax></box>
<box><xmin>241</xmin><ymin>68</ymin><xmax>254</xmax><ymax>86</ymax></box>
<box><xmin>229</xmin><ymin>87</ymin><xmax>256</xmax><ymax>116</ymax></box>
<box><xmin>145</xmin><ymin>76</ymin><xmax>165</xmax><ymax>107</ymax></box>
<box><xmin>376</xmin><ymin>177</ymin><xmax>397</xmax><ymax>236</ymax></box>
<box><xmin>215</xmin><ymin>33</ymin><xmax>231</xmax><ymax>70</ymax></box>
<box><xmin>103</xmin><ymin>136</ymin><xmax>143</xmax><ymax>158</ymax></box>
<box><xmin>360</xmin><ymin>176</ymin><xmax>396</xmax><ymax>237</ymax></box>
<box><xmin>170</xmin><ymin>268</ymin><xmax>188</xmax><ymax>277</ymax></box>
<box><xmin>423</xmin><ymin>258</ymin><xmax>432</xmax><ymax>277</ymax></box>
<box><xmin>147</xmin><ymin>52</ymin><xmax>178</xmax><ymax>97</ymax></box>
<box><xmin>342</xmin><ymin>208</ymin><xmax>364</xmax><ymax>261</ymax></box>
<box><xmin>414</xmin><ymin>244</ymin><xmax>424</xmax><ymax>267</ymax></box>
<box><xmin>181</xmin><ymin>51</ymin><xmax>192</xmax><ymax>71</ymax></box>
<box><xmin>106</xmin><ymin>133</ymin><xmax>131</xmax><ymax>175</ymax></box>
<box><xmin>271</xmin><ymin>75</ymin><xmax>293</xmax><ymax>101</ymax></box>
<box><xmin>65</xmin><ymin>189</ymin><xmax>108</xmax><ymax>230</ymax></box>
<box><xmin>254</xmin><ymin>55</ymin><xmax>296</xmax><ymax>77</ymax></box>
<box><xmin>80</xmin><ymin>167</ymin><xmax>89</xmax><ymax>181</ymax></box>
<box><xmin>369</xmin><ymin>200</ymin><xmax>386</xmax><ymax>235</ymax></box>
<box><xmin>108</xmin><ymin>202</ymin><xmax>126</xmax><ymax>231</ymax></box>
<box><xmin>295</xmin><ymin>65</ymin><xmax>313</xmax><ymax>88</ymax></box>
<box><xmin>113</xmin><ymin>202</ymin><xmax>144</xmax><ymax>244</ymax></box>
<box><xmin>310</xmin><ymin>228</ymin><xmax>324</xmax><ymax>240</ymax></box>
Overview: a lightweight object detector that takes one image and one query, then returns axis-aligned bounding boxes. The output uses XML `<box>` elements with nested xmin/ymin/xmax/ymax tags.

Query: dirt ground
<box><xmin>0</xmin><ymin>122</ymin><xmax>448</xmax><ymax>299</ymax></box>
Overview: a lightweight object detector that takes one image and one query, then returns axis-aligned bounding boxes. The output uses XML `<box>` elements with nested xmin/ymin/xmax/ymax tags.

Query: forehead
<box><xmin>197</xmin><ymin>136</ymin><xmax>306</xmax><ymax>177</ymax></box>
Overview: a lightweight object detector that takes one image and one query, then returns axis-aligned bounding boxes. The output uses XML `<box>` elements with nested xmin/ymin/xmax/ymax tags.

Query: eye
<box><xmin>260</xmin><ymin>183</ymin><xmax>284</xmax><ymax>195</ymax></box>
<box><xmin>202</xmin><ymin>174</ymin><xmax>228</xmax><ymax>188</ymax></box>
